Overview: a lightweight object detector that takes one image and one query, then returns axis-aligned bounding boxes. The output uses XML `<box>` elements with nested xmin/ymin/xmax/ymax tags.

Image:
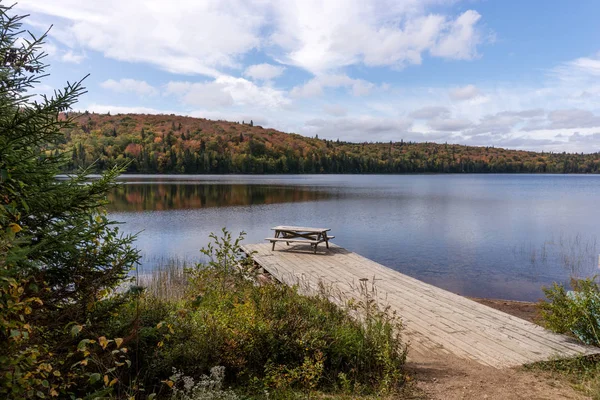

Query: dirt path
<box><xmin>406</xmin><ymin>352</ymin><xmax>587</xmax><ymax>400</ymax></box>
<box><xmin>404</xmin><ymin>298</ymin><xmax>588</xmax><ymax>399</ymax></box>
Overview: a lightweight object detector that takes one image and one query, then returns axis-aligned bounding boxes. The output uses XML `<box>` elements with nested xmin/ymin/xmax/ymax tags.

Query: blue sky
<box><xmin>15</xmin><ymin>0</ymin><xmax>600</xmax><ymax>152</ymax></box>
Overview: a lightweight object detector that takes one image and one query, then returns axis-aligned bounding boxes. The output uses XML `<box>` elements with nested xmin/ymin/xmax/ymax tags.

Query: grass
<box><xmin>536</xmin><ymin>273</ymin><xmax>600</xmax><ymax>398</ymax></box>
<box><xmin>136</xmin><ymin>256</ymin><xmax>190</xmax><ymax>301</ymax></box>
<box><xmin>526</xmin><ymin>355</ymin><xmax>600</xmax><ymax>399</ymax></box>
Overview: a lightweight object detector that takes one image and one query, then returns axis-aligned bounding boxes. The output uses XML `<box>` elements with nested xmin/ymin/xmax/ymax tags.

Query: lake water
<box><xmin>108</xmin><ymin>174</ymin><xmax>600</xmax><ymax>301</ymax></box>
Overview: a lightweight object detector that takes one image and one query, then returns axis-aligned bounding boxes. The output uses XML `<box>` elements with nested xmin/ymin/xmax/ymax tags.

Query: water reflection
<box><xmin>108</xmin><ymin>174</ymin><xmax>600</xmax><ymax>301</ymax></box>
<box><xmin>108</xmin><ymin>183</ymin><xmax>330</xmax><ymax>211</ymax></box>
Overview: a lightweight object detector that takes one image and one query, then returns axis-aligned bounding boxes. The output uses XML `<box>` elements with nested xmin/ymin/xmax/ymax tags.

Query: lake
<box><xmin>108</xmin><ymin>174</ymin><xmax>600</xmax><ymax>301</ymax></box>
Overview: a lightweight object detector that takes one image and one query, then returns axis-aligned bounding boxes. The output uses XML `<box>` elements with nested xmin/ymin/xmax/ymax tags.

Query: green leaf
<box><xmin>77</xmin><ymin>339</ymin><xmax>90</xmax><ymax>350</ymax></box>
<box><xmin>71</xmin><ymin>324</ymin><xmax>83</xmax><ymax>336</ymax></box>
<box><xmin>89</xmin><ymin>373</ymin><xmax>102</xmax><ymax>384</ymax></box>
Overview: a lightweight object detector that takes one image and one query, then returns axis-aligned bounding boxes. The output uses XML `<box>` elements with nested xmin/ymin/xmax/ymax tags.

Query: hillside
<box><xmin>56</xmin><ymin>112</ymin><xmax>600</xmax><ymax>174</ymax></box>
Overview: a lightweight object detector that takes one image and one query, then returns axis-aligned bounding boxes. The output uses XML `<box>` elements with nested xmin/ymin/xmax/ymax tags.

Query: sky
<box><xmin>14</xmin><ymin>0</ymin><xmax>600</xmax><ymax>153</ymax></box>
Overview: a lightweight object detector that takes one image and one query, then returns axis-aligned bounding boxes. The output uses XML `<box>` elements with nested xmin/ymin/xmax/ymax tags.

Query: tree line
<box><xmin>55</xmin><ymin>112</ymin><xmax>600</xmax><ymax>174</ymax></box>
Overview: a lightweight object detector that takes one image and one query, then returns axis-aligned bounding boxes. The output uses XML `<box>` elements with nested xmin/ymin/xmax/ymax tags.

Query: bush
<box><xmin>539</xmin><ymin>278</ymin><xmax>600</xmax><ymax>346</ymax></box>
<box><xmin>105</xmin><ymin>230</ymin><xmax>407</xmax><ymax>397</ymax></box>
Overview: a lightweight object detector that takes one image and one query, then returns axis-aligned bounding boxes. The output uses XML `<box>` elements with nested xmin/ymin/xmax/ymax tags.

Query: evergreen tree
<box><xmin>0</xmin><ymin>6</ymin><xmax>138</xmax><ymax>397</ymax></box>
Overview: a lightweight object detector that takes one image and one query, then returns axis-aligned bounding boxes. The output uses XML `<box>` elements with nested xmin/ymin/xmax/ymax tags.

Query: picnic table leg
<box><xmin>324</xmin><ymin>232</ymin><xmax>329</xmax><ymax>249</ymax></box>
<box><xmin>272</xmin><ymin>230</ymin><xmax>280</xmax><ymax>251</ymax></box>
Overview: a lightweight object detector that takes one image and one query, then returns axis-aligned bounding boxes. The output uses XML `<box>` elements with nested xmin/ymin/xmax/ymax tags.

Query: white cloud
<box><xmin>570</xmin><ymin>57</ymin><xmax>600</xmax><ymax>76</ymax></box>
<box><xmin>449</xmin><ymin>84</ymin><xmax>481</xmax><ymax>101</ymax></box>
<box><xmin>304</xmin><ymin>116</ymin><xmax>412</xmax><ymax>141</ymax></box>
<box><xmin>42</xmin><ymin>41</ymin><xmax>58</xmax><ymax>57</ymax></box>
<box><xmin>17</xmin><ymin>0</ymin><xmax>484</xmax><ymax>76</ymax></box>
<box><xmin>166</xmin><ymin>76</ymin><xmax>290</xmax><ymax>109</ymax></box>
<box><xmin>61</xmin><ymin>49</ymin><xmax>86</xmax><ymax>63</ymax></box>
<box><xmin>165</xmin><ymin>81</ymin><xmax>234</xmax><ymax>108</ymax></box>
<box><xmin>244</xmin><ymin>63</ymin><xmax>286</xmax><ymax>81</ymax></box>
<box><xmin>547</xmin><ymin>109</ymin><xmax>600</xmax><ymax>130</ymax></box>
<box><xmin>17</xmin><ymin>0</ymin><xmax>267</xmax><ymax>77</ymax></box>
<box><xmin>271</xmin><ymin>2</ymin><xmax>484</xmax><ymax>73</ymax></box>
<box><xmin>430</xmin><ymin>10</ymin><xmax>481</xmax><ymax>60</ymax></box>
<box><xmin>82</xmin><ymin>104</ymin><xmax>178</xmax><ymax>115</ymax></box>
<box><xmin>429</xmin><ymin>118</ymin><xmax>473</xmax><ymax>132</ymax></box>
<box><xmin>465</xmin><ymin>112</ymin><xmax>524</xmax><ymax>136</ymax></box>
<box><xmin>100</xmin><ymin>78</ymin><xmax>158</xmax><ymax>96</ymax></box>
<box><xmin>323</xmin><ymin>104</ymin><xmax>347</xmax><ymax>117</ymax></box>
<box><xmin>553</xmin><ymin>54</ymin><xmax>600</xmax><ymax>81</ymax></box>
<box><xmin>291</xmin><ymin>74</ymin><xmax>374</xmax><ymax>97</ymax></box>
<box><xmin>410</xmin><ymin>106</ymin><xmax>450</xmax><ymax>120</ymax></box>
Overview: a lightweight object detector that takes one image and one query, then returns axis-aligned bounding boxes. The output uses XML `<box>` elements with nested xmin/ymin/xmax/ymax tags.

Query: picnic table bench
<box><xmin>266</xmin><ymin>225</ymin><xmax>334</xmax><ymax>253</ymax></box>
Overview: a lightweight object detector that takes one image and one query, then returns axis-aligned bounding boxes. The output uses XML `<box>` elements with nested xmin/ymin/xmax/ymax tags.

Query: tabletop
<box><xmin>271</xmin><ymin>225</ymin><xmax>331</xmax><ymax>233</ymax></box>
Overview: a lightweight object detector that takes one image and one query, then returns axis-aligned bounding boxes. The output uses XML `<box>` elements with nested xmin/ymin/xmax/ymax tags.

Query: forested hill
<box><xmin>57</xmin><ymin>112</ymin><xmax>600</xmax><ymax>174</ymax></box>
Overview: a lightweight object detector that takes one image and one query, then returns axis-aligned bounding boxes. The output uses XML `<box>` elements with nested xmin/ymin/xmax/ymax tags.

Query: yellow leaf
<box><xmin>50</xmin><ymin>389</ymin><xmax>58</xmax><ymax>397</ymax></box>
<box><xmin>164</xmin><ymin>380</ymin><xmax>174</xmax><ymax>388</ymax></box>
<box><xmin>80</xmin><ymin>359</ymin><xmax>88</xmax><ymax>366</ymax></box>
<box><xmin>109</xmin><ymin>378</ymin><xmax>118</xmax><ymax>387</ymax></box>
<box><xmin>157</xmin><ymin>341</ymin><xmax>163</xmax><ymax>348</ymax></box>
<box><xmin>98</xmin><ymin>336</ymin><xmax>108</xmax><ymax>350</ymax></box>
<box><xmin>9</xmin><ymin>223</ymin><xmax>22</xmax><ymax>233</ymax></box>
<box><xmin>114</xmin><ymin>338</ymin><xmax>123</xmax><ymax>348</ymax></box>
<box><xmin>103</xmin><ymin>375</ymin><xmax>109</xmax><ymax>386</ymax></box>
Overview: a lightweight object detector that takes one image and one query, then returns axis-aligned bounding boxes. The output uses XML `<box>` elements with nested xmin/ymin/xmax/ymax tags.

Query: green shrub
<box><xmin>0</xmin><ymin>5</ymin><xmax>140</xmax><ymax>398</ymax></box>
<box><xmin>105</xmin><ymin>230</ymin><xmax>407</xmax><ymax>397</ymax></box>
<box><xmin>539</xmin><ymin>278</ymin><xmax>600</xmax><ymax>346</ymax></box>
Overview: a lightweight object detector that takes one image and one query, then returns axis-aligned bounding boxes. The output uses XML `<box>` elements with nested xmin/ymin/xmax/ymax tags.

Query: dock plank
<box><xmin>241</xmin><ymin>243</ymin><xmax>600</xmax><ymax>368</ymax></box>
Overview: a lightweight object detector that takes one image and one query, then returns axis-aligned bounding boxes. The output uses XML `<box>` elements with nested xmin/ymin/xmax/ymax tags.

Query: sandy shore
<box><xmin>470</xmin><ymin>297</ymin><xmax>540</xmax><ymax>324</ymax></box>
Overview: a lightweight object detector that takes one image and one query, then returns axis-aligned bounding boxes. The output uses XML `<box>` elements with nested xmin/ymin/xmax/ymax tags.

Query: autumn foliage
<box><xmin>58</xmin><ymin>112</ymin><xmax>600</xmax><ymax>174</ymax></box>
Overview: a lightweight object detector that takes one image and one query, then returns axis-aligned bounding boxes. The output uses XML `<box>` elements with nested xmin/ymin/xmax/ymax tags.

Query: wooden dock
<box><xmin>241</xmin><ymin>242</ymin><xmax>600</xmax><ymax>368</ymax></box>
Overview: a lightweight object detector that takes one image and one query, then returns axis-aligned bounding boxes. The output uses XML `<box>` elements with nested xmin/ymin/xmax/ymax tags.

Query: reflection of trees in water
<box><xmin>107</xmin><ymin>184</ymin><xmax>331</xmax><ymax>211</ymax></box>
<box><xmin>513</xmin><ymin>233</ymin><xmax>599</xmax><ymax>278</ymax></box>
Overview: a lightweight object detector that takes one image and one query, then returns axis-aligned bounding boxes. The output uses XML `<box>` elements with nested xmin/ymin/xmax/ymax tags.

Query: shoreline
<box><xmin>470</xmin><ymin>297</ymin><xmax>539</xmax><ymax>324</ymax></box>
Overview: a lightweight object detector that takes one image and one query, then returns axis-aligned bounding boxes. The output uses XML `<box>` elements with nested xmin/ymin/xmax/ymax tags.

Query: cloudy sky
<box><xmin>15</xmin><ymin>0</ymin><xmax>600</xmax><ymax>152</ymax></box>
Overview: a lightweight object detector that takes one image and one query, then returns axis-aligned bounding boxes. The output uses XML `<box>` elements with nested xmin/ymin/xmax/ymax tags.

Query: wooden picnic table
<box><xmin>266</xmin><ymin>225</ymin><xmax>334</xmax><ymax>253</ymax></box>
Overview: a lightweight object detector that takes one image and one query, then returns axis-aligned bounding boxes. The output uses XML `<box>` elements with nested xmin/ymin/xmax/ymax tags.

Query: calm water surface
<box><xmin>108</xmin><ymin>174</ymin><xmax>600</xmax><ymax>301</ymax></box>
